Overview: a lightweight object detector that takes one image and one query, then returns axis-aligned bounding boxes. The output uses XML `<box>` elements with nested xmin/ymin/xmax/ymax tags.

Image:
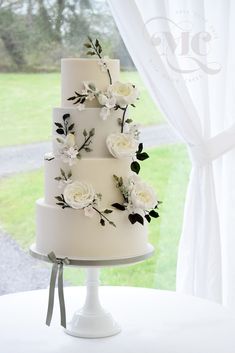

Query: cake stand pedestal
<box><xmin>29</xmin><ymin>244</ymin><xmax>154</xmax><ymax>338</ymax></box>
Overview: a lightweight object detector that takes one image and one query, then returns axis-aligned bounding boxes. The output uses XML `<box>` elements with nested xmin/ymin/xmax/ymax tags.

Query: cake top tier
<box><xmin>61</xmin><ymin>58</ymin><xmax>120</xmax><ymax>108</ymax></box>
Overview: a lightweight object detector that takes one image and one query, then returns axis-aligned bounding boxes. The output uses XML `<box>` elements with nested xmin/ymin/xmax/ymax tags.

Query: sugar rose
<box><xmin>64</xmin><ymin>181</ymin><xmax>95</xmax><ymax>209</ymax></box>
<box><xmin>130</xmin><ymin>181</ymin><xmax>157</xmax><ymax>210</ymax></box>
<box><xmin>106</xmin><ymin>133</ymin><xmax>138</xmax><ymax>159</ymax></box>
<box><xmin>109</xmin><ymin>82</ymin><xmax>139</xmax><ymax>107</ymax></box>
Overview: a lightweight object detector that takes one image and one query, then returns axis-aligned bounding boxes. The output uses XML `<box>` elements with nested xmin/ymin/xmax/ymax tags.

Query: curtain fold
<box><xmin>108</xmin><ymin>0</ymin><xmax>235</xmax><ymax>304</ymax></box>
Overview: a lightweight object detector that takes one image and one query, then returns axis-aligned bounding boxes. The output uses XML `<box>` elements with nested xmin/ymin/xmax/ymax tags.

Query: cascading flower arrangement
<box><xmin>68</xmin><ymin>37</ymin><xmax>150</xmax><ymax>175</ymax></box>
<box><xmin>60</xmin><ymin>37</ymin><xmax>161</xmax><ymax>227</ymax></box>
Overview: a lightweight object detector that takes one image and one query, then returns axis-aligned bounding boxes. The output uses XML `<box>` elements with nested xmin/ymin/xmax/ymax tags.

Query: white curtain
<box><xmin>108</xmin><ymin>0</ymin><xmax>235</xmax><ymax>306</ymax></box>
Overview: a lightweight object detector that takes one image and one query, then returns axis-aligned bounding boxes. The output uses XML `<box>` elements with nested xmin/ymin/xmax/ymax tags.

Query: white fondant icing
<box><xmin>61</xmin><ymin>58</ymin><xmax>120</xmax><ymax>108</ymax></box>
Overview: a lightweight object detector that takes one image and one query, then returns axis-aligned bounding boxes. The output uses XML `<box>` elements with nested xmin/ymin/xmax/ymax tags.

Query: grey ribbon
<box><xmin>46</xmin><ymin>251</ymin><xmax>70</xmax><ymax>328</ymax></box>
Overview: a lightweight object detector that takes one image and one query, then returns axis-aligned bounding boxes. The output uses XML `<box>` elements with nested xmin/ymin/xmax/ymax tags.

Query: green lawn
<box><xmin>0</xmin><ymin>144</ymin><xmax>190</xmax><ymax>290</ymax></box>
<box><xmin>0</xmin><ymin>72</ymin><xmax>164</xmax><ymax>147</ymax></box>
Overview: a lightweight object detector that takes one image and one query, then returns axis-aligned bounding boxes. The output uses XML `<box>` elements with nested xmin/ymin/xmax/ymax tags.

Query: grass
<box><xmin>0</xmin><ymin>72</ymin><xmax>164</xmax><ymax>148</ymax></box>
<box><xmin>0</xmin><ymin>144</ymin><xmax>190</xmax><ymax>290</ymax></box>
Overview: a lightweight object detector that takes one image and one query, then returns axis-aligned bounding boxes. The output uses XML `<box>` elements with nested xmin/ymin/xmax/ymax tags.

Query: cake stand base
<box><xmin>65</xmin><ymin>311</ymin><xmax>121</xmax><ymax>338</ymax></box>
<box><xmin>65</xmin><ymin>267</ymin><xmax>121</xmax><ymax>338</ymax></box>
<box><xmin>29</xmin><ymin>244</ymin><xmax>154</xmax><ymax>338</ymax></box>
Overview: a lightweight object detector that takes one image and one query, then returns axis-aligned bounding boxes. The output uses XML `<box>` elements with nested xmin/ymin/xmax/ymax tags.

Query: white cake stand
<box><xmin>29</xmin><ymin>243</ymin><xmax>154</xmax><ymax>338</ymax></box>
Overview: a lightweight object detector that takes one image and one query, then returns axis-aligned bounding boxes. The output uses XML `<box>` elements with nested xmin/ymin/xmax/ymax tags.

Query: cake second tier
<box><xmin>52</xmin><ymin>107</ymin><xmax>124</xmax><ymax>158</ymax></box>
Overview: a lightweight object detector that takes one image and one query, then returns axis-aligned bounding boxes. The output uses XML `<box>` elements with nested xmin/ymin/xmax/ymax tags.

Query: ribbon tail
<box><xmin>46</xmin><ymin>263</ymin><xmax>58</xmax><ymax>326</ymax></box>
<box><xmin>58</xmin><ymin>263</ymin><xmax>66</xmax><ymax>328</ymax></box>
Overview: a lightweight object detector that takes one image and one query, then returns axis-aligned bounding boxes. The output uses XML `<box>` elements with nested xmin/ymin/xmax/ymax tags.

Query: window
<box><xmin>0</xmin><ymin>0</ymin><xmax>190</xmax><ymax>295</ymax></box>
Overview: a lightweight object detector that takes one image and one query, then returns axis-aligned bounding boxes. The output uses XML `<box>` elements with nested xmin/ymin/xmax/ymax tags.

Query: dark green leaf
<box><xmin>137</xmin><ymin>152</ymin><xmax>149</xmax><ymax>161</ymax></box>
<box><xmin>83</xmin><ymin>129</ymin><xmax>88</xmax><ymax>137</ymax></box>
<box><xmin>131</xmin><ymin>161</ymin><xmax>140</xmax><ymax>174</ymax></box>
<box><xmin>67</xmin><ymin>170</ymin><xmax>72</xmax><ymax>179</ymax></box>
<box><xmin>87</xmin><ymin>51</ymin><xmax>95</xmax><ymax>56</ymax></box>
<box><xmin>100</xmin><ymin>219</ymin><xmax>105</xmax><ymax>226</ymax></box>
<box><xmin>131</xmin><ymin>104</ymin><xmax>136</xmax><ymax>107</ymax></box>
<box><xmin>56</xmin><ymin>202</ymin><xmax>66</xmax><ymax>206</ymax></box>
<box><xmin>90</xmin><ymin>128</ymin><xmax>95</xmax><ymax>136</ymax></box>
<box><xmin>88</xmin><ymin>83</ymin><xmax>96</xmax><ymax>91</ymax></box>
<box><xmin>60</xmin><ymin>168</ymin><xmax>66</xmax><ymax>178</ymax></box>
<box><xmin>54</xmin><ymin>122</ymin><xmax>63</xmax><ymax>128</ymax></box>
<box><xmin>109</xmin><ymin>221</ymin><xmax>116</xmax><ymax>227</ymax></box>
<box><xmin>138</xmin><ymin>143</ymin><xmax>143</xmax><ymax>153</ymax></box>
<box><xmin>84</xmin><ymin>43</ymin><xmax>92</xmax><ymax>48</ymax></box>
<box><xmin>128</xmin><ymin>213</ymin><xmax>144</xmax><ymax>225</ymax></box>
<box><xmin>95</xmin><ymin>39</ymin><xmax>99</xmax><ymax>47</ymax></box>
<box><xmin>67</xmin><ymin>96</ymin><xmax>76</xmax><ymax>101</ymax></box>
<box><xmin>84</xmin><ymin>147</ymin><xmax>92</xmax><ymax>152</ymax></box>
<box><xmin>103</xmin><ymin>209</ymin><xmax>113</xmax><ymax>214</ymax></box>
<box><xmin>54</xmin><ymin>177</ymin><xmax>62</xmax><ymax>181</ymax></box>
<box><xmin>55</xmin><ymin>196</ymin><xmax>63</xmax><ymax>201</ymax></box>
<box><xmin>63</xmin><ymin>114</ymin><xmax>70</xmax><ymax>120</ymax></box>
<box><xmin>45</xmin><ymin>156</ymin><xmax>55</xmax><ymax>161</ymax></box>
<box><xmin>128</xmin><ymin>213</ymin><xmax>137</xmax><ymax>224</ymax></box>
<box><xmin>149</xmin><ymin>210</ymin><xmax>159</xmax><ymax>218</ymax></box>
<box><xmin>125</xmin><ymin>118</ymin><xmax>133</xmax><ymax>124</ymax></box>
<box><xmin>68</xmin><ymin>123</ymin><xmax>74</xmax><ymax>131</ymax></box>
<box><xmin>56</xmin><ymin>128</ymin><xmax>64</xmax><ymax>135</ymax></box>
<box><xmin>111</xmin><ymin>203</ymin><xmax>126</xmax><ymax>211</ymax></box>
<box><xmin>145</xmin><ymin>214</ymin><xmax>151</xmax><ymax>223</ymax></box>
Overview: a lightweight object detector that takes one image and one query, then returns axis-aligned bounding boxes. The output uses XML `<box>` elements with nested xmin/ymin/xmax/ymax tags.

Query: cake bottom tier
<box><xmin>35</xmin><ymin>199</ymin><xmax>149</xmax><ymax>260</ymax></box>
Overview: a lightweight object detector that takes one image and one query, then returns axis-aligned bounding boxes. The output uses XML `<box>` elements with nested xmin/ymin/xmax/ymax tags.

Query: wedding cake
<box><xmin>35</xmin><ymin>38</ymin><xmax>159</xmax><ymax>260</ymax></box>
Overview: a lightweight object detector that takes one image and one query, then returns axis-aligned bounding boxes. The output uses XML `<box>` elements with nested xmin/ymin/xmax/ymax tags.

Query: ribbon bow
<box><xmin>46</xmin><ymin>251</ymin><xmax>70</xmax><ymax>328</ymax></box>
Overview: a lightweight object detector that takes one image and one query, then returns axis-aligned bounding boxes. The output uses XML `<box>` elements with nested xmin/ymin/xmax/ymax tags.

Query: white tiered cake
<box><xmin>35</xmin><ymin>52</ymin><xmax>158</xmax><ymax>261</ymax></box>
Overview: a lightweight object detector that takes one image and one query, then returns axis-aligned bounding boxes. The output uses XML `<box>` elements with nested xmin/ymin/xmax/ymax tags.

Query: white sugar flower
<box><xmin>60</xmin><ymin>147</ymin><xmax>78</xmax><ymax>166</ymax></box>
<box><xmin>77</xmin><ymin>103</ymin><xmax>85</xmax><ymax>111</ymax></box>
<box><xmin>130</xmin><ymin>180</ymin><xmax>157</xmax><ymax>210</ymax></box>
<box><xmin>64</xmin><ymin>181</ymin><xmax>96</xmax><ymax>209</ymax></box>
<box><xmin>97</xmin><ymin>93</ymin><xmax>116</xmax><ymax>108</ymax></box>
<box><xmin>97</xmin><ymin>94</ymin><xmax>107</xmax><ymax>106</ymax></box>
<box><xmin>108</xmin><ymin>82</ymin><xmax>139</xmax><ymax>107</ymax></box>
<box><xmin>65</xmin><ymin>133</ymin><xmax>76</xmax><ymax>147</ymax></box>
<box><xmin>84</xmin><ymin>205</ymin><xmax>96</xmax><ymax>218</ymax></box>
<box><xmin>123</xmin><ymin>123</ymin><xmax>140</xmax><ymax>140</ymax></box>
<box><xmin>106</xmin><ymin>133</ymin><xmax>138</xmax><ymax>159</ymax></box>
<box><xmin>100</xmin><ymin>106</ymin><xmax>111</xmax><ymax>120</ymax></box>
<box><xmin>125</xmin><ymin>174</ymin><xmax>141</xmax><ymax>191</ymax></box>
<box><xmin>57</xmin><ymin>133</ymin><xmax>79</xmax><ymax>166</ymax></box>
<box><xmin>82</xmin><ymin>81</ymin><xmax>97</xmax><ymax>102</ymax></box>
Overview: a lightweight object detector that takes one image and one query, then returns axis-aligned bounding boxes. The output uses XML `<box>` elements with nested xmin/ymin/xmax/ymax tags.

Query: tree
<box><xmin>0</xmin><ymin>7</ymin><xmax>26</xmax><ymax>69</ymax></box>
